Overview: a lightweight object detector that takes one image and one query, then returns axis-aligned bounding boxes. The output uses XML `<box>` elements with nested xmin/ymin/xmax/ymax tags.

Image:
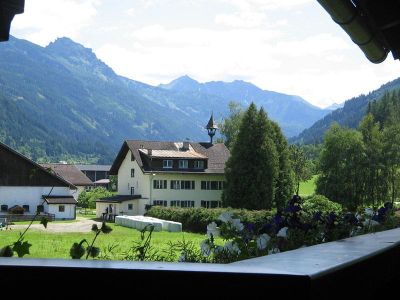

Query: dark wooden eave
<box><xmin>0</xmin><ymin>141</ymin><xmax>76</xmax><ymax>188</ymax></box>
<box><xmin>0</xmin><ymin>0</ymin><xmax>24</xmax><ymax>42</ymax></box>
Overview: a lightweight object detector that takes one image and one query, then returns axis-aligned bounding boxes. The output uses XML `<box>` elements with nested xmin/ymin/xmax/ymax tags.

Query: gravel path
<box><xmin>8</xmin><ymin>217</ymin><xmax>102</xmax><ymax>233</ymax></box>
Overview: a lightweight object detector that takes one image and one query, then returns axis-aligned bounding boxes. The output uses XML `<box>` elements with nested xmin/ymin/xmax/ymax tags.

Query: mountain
<box><xmin>0</xmin><ymin>36</ymin><xmax>329</xmax><ymax>163</ymax></box>
<box><xmin>325</xmin><ymin>102</ymin><xmax>344</xmax><ymax>110</ymax></box>
<box><xmin>291</xmin><ymin>77</ymin><xmax>400</xmax><ymax>144</ymax></box>
<box><xmin>159</xmin><ymin>76</ymin><xmax>330</xmax><ymax>138</ymax></box>
<box><xmin>0</xmin><ymin>36</ymin><xmax>207</xmax><ymax>163</ymax></box>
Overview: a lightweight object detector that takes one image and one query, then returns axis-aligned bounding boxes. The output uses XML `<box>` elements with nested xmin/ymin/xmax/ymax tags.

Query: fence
<box><xmin>0</xmin><ymin>213</ymin><xmax>55</xmax><ymax>223</ymax></box>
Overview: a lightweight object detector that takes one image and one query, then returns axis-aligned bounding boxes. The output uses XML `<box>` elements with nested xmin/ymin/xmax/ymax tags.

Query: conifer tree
<box><xmin>223</xmin><ymin>103</ymin><xmax>291</xmax><ymax>210</ymax></box>
<box><xmin>269</xmin><ymin>120</ymin><xmax>293</xmax><ymax>209</ymax></box>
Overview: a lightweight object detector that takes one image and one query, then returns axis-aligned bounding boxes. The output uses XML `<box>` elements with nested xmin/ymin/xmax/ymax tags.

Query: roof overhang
<box><xmin>96</xmin><ymin>195</ymin><xmax>142</xmax><ymax>203</ymax></box>
<box><xmin>43</xmin><ymin>196</ymin><xmax>77</xmax><ymax>205</ymax></box>
<box><xmin>317</xmin><ymin>0</ymin><xmax>400</xmax><ymax>63</ymax></box>
<box><xmin>0</xmin><ymin>0</ymin><xmax>25</xmax><ymax>42</ymax></box>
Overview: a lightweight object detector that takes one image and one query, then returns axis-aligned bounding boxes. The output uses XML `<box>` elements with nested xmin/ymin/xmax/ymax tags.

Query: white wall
<box><xmin>71</xmin><ymin>186</ymin><xmax>85</xmax><ymax>200</ymax></box>
<box><xmin>47</xmin><ymin>204</ymin><xmax>75</xmax><ymax>220</ymax></box>
<box><xmin>0</xmin><ymin>186</ymin><xmax>74</xmax><ymax>219</ymax></box>
<box><xmin>118</xmin><ymin>150</ymin><xmax>150</xmax><ymax>197</ymax></box>
<box><xmin>151</xmin><ymin>173</ymin><xmax>224</xmax><ymax>205</ymax></box>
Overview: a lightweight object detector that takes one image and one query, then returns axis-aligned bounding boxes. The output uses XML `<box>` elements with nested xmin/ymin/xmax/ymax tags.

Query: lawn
<box><xmin>299</xmin><ymin>175</ymin><xmax>318</xmax><ymax>197</ymax></box>
<box><xmin>0</xmin><ymin>223</ymin><xmax>207</xmax><ymax>260</ymax></box>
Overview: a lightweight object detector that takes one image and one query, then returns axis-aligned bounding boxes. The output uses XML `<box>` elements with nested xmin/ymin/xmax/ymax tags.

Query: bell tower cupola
<box><xmin>205</xmin><ymin>113</ymin><xmax>218</xmax><ymax>144</ymax></box>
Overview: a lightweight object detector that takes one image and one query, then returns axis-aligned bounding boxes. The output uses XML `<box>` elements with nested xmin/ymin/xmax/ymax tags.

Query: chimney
<box><xmin>148</xmin><ymin>149</ymin><xmax>153</xmax><ymax>156</ymax></box>
<box><xmin>182</xmin><ymin>141</ymin><xmax>190</xmax><ymax>151</ymax></box>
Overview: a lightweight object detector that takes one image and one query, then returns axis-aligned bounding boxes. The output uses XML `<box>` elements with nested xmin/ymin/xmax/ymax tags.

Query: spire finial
<box><xmin>205</xmin><ymin>112</ymin><xmax>218</xmax><ymax>144</ymax></box>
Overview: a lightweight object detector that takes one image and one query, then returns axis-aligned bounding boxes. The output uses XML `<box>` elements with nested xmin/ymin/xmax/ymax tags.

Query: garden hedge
<box><xmin>145</xmin><ymin>206</ymin><xmax>276</xmax><ymax>233</ymax></box>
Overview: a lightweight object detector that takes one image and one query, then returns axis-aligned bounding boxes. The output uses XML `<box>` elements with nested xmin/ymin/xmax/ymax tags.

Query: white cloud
<box><xmin>220</xmin><ymin>0</ymin><xmax>313</xmax><ymax>12</ymax></box>
<box><xmin>9</xmin><ymin>0</ymin><xmax>400</xmax><ymax>108</ymax></box>
<box><xmin>215</xmin><ymin>11</ymin><xmax>266</xmax><ymax>28</ymax></box>
<box><xmin>11</xmin><ymin>0</ymin><xmax>101</xmax><ymax>46</ymax></box>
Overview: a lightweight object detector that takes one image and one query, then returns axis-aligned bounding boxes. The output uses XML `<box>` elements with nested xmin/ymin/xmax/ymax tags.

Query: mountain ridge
<box><xmin>0</xmin><ymin>36</ymin><xmax>330</xmax><ymax>162</ymax></box>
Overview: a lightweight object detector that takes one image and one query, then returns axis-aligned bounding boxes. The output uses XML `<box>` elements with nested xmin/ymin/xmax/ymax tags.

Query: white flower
<box><xmin>364</xmin><ymin>208</ymin><xmax>374</xmax><ymax>217</ymax></box>
<box><xmin>218</xmin><ymin>211</ymin><xmax>233</xmax><ymax>223</ymax></box>
<box><xmin>268</xmin><ymin>248</ymin><xmax>280</xmax><ymax>255</ymax></box>
<box><xmin>224</xmin><ymin>241</ymin><xmax>241</xmax><ymax>254</ymax></box>
<box><xmin>200</xmin><ymin>240</ymin><xmax>212</xmax><ymax>257</ymax></box>
<box><xmin>230</xmin><ymin>218</ymin><xmax>244</xmax><ymax>232</ymax></box>
<box><xmin>277</xmin><ymin>227</ymin><xmax>289</xmax><ymax>238</ymax></box>
<box><xmin>256</xmin><ymin>233</ymin><xmax>271</xmax><ymax>250</ymax></box>
<box><xmin>363</xmin><ymin>219</ymin><xmax>380</xmax><ymax>227</ymax></box>
<box><xmin>207</xmin><ymin>222</ymin><xmax>220</xmax><ymax>237</ymax></box>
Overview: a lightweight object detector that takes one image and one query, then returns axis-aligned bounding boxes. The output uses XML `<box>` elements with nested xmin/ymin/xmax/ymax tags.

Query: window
<box><xmin>201</xmin><ymin>181</ymin><xmax>224</xmax><ymax>190</ymax></box>
<box><xmin>128</xmin><ymin>204</ymin><xmax>133</xmax><ymax>210</ymax></box>
<box><xmin>36</xmin><ymin>205</ymin><xmax>44</xmax><ymax>213</ymax></box>
<box><xmin>163</xmin><ymin>160</ymin><xmax>173</xmax><ymax>168</ymax></box>
<box><xmin>201</xmin><ymin>200</ymin><xmax>222</xmax><ymax>208</ymax></box>
<box><xmin>171</xmin><ymin>180</ymin><xmax>195</xmax><ymax>190</ymax></box>
<box><xmin>131</xmin><ymin>168</ymin><xmax>135</xmax><ymax>177</ymax></box>
<box><xmin>171</xmin><ymin>180</ymin><xmax>181</xmax><ymax>189</ymax></box>
<box><xmin>179</xmin><ymin>160</ymin><xmax>188</xmax><ymax>168</ymax></box>
<box><xmin>23</xmin><ymin>205</ymin><xmax>29</xmax><ymax>212</ymax></box>
<box><xmin>131</xmin><ymin>153</ymin><xmax>135</xmax><ymax>161</ymax></box>
<box><xmin>194</xmin><ymin>160</ymin><xmax>204</xmax><ymax>169</ymax></box>
<box><xmin>153</xmin><ymin>200</ymin><xmax>167</xmax><ymax>207</ymax></box>
<box><xmin>59</xmin><ymin>205</ymin><xmax>65</xmax><ymax>212</ymax></box>
<box><xmin>182</xmin><ymin>180</ymin><xmax>195</xmax><ymax>190</ymax></box>
<box><xmin>153</xmin><ymin>180</ymin><xmax>168</xmax><ymax>189</ymax></box>
<box><xmin>1</xmin><ymin>205</ymin><xmax>8</xmax><ymax>212</ymax></box>
<box><xmin>170</xmin><ymin>200</ymin><xmax>195</xmax><ymax>208</ymax></box>
<box><xmin>131</xmin><ymin>187</ymin><xmax>135</xmax><ymax>195</ymax></box>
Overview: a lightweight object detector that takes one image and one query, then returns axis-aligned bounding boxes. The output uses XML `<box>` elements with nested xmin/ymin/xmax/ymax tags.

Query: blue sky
<box><xmin>11</xmin><ymin>0</ymin><xmax>399</xmax><ymax>108</ymax></box>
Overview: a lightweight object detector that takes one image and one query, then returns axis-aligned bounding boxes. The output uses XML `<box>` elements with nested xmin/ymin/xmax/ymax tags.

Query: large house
<box><xmin>96</xmin><ymin>116</ymin><xmax>229</xmax><ymax>218</ymax></box>
<box><xmin>0</xmin><ymin>142</ymin><xmax>78</xmax><ymax>220</ymax></box>
<box><xmin>40</xmin><ymin>163</ymin><xmax>94</xmax><ymax>199</ymax></box>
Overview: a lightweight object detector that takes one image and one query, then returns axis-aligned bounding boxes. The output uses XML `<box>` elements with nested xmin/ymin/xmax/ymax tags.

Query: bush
<box><xmin>145</xmin><ymin>206</ymin><xmax>276</xmax><ymax>233</ymax></box>
<box><xmin>301</xmin><ymin>194</ymin><xmax>342</xmax><ymax>216</ymax></box>
<box><xmin>8</xmin><ymin>205</ymin><xmax>25</xmax><ymax>215</ymax></box>
<box><xmin>78</xmin><ymin>187</ymin><xmax>115</xmax><ymax>209</ymax></box>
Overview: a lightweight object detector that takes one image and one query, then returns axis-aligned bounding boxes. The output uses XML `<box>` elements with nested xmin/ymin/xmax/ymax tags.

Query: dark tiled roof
<box><xmin>40</xmin><ymin>164</ymin><xmax>93</xmax><ymax>186</ymax></box>
<box><xmin>75</xmin><ymin>165</ymin><xmax>111</xmax><ymax>172</ymax></box>
<box><xmin>43</xmin><ymin>196</ymin><xmax>77</xmax><ymax>204</ymax></box>
<box><xmin>110</xmin><ymin>140</ymin><xmax>230</xmax><ymax>175</ymax></box>
<box><xmin>96</xmin><ymin>195</ymin><xmax>142</xmax><ymax>203</ymax></box>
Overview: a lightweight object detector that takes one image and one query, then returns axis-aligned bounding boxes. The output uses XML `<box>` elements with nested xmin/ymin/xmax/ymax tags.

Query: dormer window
<box><xmin>163</xmin><ymin>160</ymin><xmax>173</xmax><ymax>168</ymax></box>
<box><xmin>179</xmin><ymin>160</ymin><xmax>188</xmax><ymax>169</ymax></box>
<box><xmin>194</xmin><ymin>160</ymin><xmax>204</xmax><ymax>169</ymax></box>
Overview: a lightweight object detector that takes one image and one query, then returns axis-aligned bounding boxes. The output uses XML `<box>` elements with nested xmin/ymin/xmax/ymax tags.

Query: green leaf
<box><xmin>100</xmin><ymin>222</ymin><xmax>112</xmax><ymax>234</ymax></box>
<box><xmin>91</xmin><ymin>224</ymin><xmax>99</xmax><ymax>232</ymax></box>
<box><xmin>12</xmin><ymin>241</ymin><xmax>32</xmax><ymax>258</ymax></box>
<box><xmin>40</xmin><ymin>217</ymin><xmax>49</xmax><ymax>228</ymax></box>
<box><xmin>87</xmin><ymin>246</ymin><xmax>100</xmax><ymax>258</ymax></box>
<box><xmin>0</xmin><ymin>246</ymin><xmax>14</xmax><ymax>257</ymax></box>
<box><xmin>70</xmin><ymin>242</ymin><xmax>86</xmax><ymax>259</ymax></box>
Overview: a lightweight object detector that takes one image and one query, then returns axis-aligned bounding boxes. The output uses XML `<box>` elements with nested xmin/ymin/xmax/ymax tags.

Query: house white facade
<box><xmin>0</xmin><ymin>142</ymin><xmax>78</xmax><ymax>220</ymax></box>
<box><xmin>96</xmin><ymin>139</ymin><xmax>229</xmax><ymax>218</ymax></box>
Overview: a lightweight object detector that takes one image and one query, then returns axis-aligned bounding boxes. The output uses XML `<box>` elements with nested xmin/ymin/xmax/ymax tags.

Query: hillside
<box><xmin>291</xmin><ymin>77</ymin><xmax>400</xmax><ymax>144</ymax></box>
<box><xmin>0</xmin><ymin>36</ymin><xmax>328</xmax><ymax>163</ymax></box>
<box><xmin>160</xmin><ymin>76</ymin><xmax>330</xmax><ymax>138</ymax></box>
<box><xmin>0</xmin><ymin>37</ymin><xmax>208</xmax><ymax>163</ymax></box>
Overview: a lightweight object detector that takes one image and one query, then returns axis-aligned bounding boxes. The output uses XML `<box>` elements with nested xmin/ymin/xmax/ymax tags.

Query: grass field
<box><xmin>298</xmin><ymin>175</ymin><xmax>318</xmax><ymax>197</ymax></box>
<box><xmin>0</xmin><ymin>223</ymin><xmax>207</xmax><ymax>260</ymax></box>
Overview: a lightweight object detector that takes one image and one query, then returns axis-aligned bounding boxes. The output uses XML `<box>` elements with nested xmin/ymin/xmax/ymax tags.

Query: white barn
<box><xmin>0</xmin><ymin>142</ymin><xmax>77</xmax><ymax>220</ymax></box>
